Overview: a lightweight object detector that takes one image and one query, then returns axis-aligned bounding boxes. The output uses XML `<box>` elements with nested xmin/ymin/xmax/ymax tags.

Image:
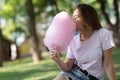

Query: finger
<box><xmin>53</xmin><ymin>49</ymin><xmax>57</xmax><ymax>53</ymax></box>
<box><xmin>50</xmin><ymin>53</ymin><xmax>57</xmax><ymax>58</ymax></box>
<box><xmin>50</xmin><ymin>49</ymin><xmax>57</xmax><ymax>53</ymax></box>
<box><xmin>50</xmin><ymin>48</ymin><xmax>55</xmax><ymax>52</ymax></box>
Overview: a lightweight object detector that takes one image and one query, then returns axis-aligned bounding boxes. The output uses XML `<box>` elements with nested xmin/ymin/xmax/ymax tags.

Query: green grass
<box><xmin>0</xmin><ymin>56</ymin><xmax>60</xmax><ymax>80</ymax></box>
<box><xmin>112</xmin><ymin>48</ymin><xmax>120</xmax><ymax>80</ymax></box>
<box><xmin>0</xmin><ymin>48</ymin><xmax>120</xmax><ymax>80</ymax></box>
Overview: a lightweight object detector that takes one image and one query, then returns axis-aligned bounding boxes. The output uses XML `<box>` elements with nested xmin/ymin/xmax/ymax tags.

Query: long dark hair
<box><xmin>75</xmin><ymin>4</ymin><xmax>102</xmax><ymax>30</ymax></box>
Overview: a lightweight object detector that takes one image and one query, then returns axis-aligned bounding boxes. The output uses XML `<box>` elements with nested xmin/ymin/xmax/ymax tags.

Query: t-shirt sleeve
<box><xmin>101</xmin><ymin>29</ymin><xmax>115</xmax><ymax>50</ymax></box>
<box><xmin>66</xmin><ymin>41</ymin><xmax>75</xmax><ymax>59</ymax></box>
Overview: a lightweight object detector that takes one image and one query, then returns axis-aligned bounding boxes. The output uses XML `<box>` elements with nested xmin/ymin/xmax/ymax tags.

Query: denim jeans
<box><xmin>60</xmin><ymin>68</ymin><xmax>89</xmax><ymax>80</ymax></box>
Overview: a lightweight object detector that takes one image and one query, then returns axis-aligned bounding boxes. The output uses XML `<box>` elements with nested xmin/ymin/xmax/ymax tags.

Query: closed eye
<box><xmin>73</xmin><ymin>15</ymin><xmax>80</xmax><ymax>19</ymax></box>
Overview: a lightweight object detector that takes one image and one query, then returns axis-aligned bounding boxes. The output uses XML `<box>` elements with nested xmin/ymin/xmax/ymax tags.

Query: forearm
<box><xmin>49</xmin><ymin>49</ymin><xmax>73</xmax><ymax>71</ymax></box>
<box><xmin>104</xmin><ymin>62</ymin><xmax>116</xmax><ymax>80</ymax></box>
<box><xmin>54</xmin><ymin>58</ymin><xmax>71</xmax><ymax>71</ymax></box>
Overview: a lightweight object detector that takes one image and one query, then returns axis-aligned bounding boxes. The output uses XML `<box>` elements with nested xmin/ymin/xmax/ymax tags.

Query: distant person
<box><xmin>49</xmin><ymin>4</ymin><xmax>116</xmax><ymax>80</ymax></box>
<box><xmin>10</xmin><ymin>44</ymin><xmax>17</xmax><ymax>60</ymax></box>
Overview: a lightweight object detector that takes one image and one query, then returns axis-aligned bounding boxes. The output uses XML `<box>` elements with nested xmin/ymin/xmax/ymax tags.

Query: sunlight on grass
<box><xmin>115</xmin><ymin>63</ymin><xmax>120</xmax><ymax>68</ymax></box>
<box><xmin>116</xmin><ymin>72</ymin><xmax>120</xmax><ymax>76</ymax></box>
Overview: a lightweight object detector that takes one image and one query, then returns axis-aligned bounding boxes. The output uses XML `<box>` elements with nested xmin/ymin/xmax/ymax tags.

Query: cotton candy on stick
<box><xmin>44</xmin><ymin>11</ymin><xmax>76</xmax><ymax>53</ymax></box>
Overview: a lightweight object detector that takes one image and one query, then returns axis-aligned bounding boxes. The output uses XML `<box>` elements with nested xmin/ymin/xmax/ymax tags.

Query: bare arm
<box><xmin>103</xmin><ymin>48</ymin><xmax>116</xmax><ymax>80</ymax></box>
<box><xmin>49</xmin><ymin>49</ymin><xmax>75</xmax><ymax>71</ymax></box>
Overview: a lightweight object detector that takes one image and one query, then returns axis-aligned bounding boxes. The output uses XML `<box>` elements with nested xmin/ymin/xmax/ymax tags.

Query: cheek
<box><xmin>76</xmin><ymin>18</ymin><xmax>82</xmax><ymax>23</ymax></box>
<box><xmin>76</xmin><ymin>20</ymin><xmax>83</xmax><ymax>26</ymax></box>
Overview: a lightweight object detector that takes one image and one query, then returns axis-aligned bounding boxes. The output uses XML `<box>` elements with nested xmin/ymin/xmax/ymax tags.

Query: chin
<box><xmin>76</xmin><ymin>27</ymin><xmax>81</xmax><ymax>32</ymax></box>
<box><xmin>76</xmin><ymin>29</ymin><xmax>79</xmax><ymax>32</ymax></box>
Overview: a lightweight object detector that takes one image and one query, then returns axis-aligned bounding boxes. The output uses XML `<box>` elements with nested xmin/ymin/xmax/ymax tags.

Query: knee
<box><xmin>53</xmin><ymin>75</ymin><xmax>69</xmax><ymax>80</ymax></box>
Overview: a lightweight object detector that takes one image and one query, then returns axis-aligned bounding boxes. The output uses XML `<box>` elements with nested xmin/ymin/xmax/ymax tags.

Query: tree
<box><xmin>97</xmin><ymin>0</ymin><xmax>120</xmax><ymax>46</ymax></box>
<box><xmin>48</xmin><ymin>0</ymin><xmax>60</xmax><ymax>15</ymax></box>
<box><xmin>0</xmin><ymin>0</ymin><xmax>5</xmax><ymax>67</ymax></box>
<box><xmin>0</xmin><ymin>0</ymin><xmax>28</xmax><ymax>43</ymax></box>
<box><xmin>0</xmin><ymin>27</ymin><xmax>3</xmax><ymax>67</ymax></box>
<box><xmin>26</xmin><ymin>0</ymin><xmax>43</xmax><ymax>63</ymax></box>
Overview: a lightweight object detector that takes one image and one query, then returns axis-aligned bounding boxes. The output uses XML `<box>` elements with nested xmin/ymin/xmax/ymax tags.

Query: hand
<box><xmin>49</xmin><ymin>48</ymin><xmax>60</xmax><ymax>61</ymax></box>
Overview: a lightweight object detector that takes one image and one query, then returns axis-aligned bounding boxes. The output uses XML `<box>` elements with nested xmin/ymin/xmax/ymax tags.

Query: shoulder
<box><xmin>97</xmin><ymin>28</ymin><xmax>112</xmax><ymax>38</ymax></box>
<box><xmin>98</xmin><ymin>28</ymin><xmax>115</xmax><ymax>50</ymax></box>
<box><xmin>98</xmin><ymin>28</ymin><xmax>111</xmax><ymax>34</ymax></box>
<box><xmin>98</xmin><ymin>28</ymin><xmax>110</xmax><ymax>33</ymax></box>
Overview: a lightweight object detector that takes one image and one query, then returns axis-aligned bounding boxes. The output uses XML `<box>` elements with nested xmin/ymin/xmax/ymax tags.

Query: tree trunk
<box><xmin>26</xmin><ymin>0</ymin><xmax>43</xmax><ymax>63</ymax></box>
<box><xmin>112</xmin><ymin>0</ymin><xmax>120</xmax><ymax>47</ymax></box>
<box><xmin>0</xmin><ymin>27</ymin><xmax>3</xmax><ymax>67</ymax></box>
<box><xmin>112</xmin><ymin>26</ymin><xmax>120</xmax><ymax>47</ymax></box>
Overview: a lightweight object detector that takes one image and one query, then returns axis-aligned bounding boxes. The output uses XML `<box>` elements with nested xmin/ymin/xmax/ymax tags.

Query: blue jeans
<box><xmin>60</xmin><ymin>68</ymin><xmax>89</xmax><ymax>80</ymax></box>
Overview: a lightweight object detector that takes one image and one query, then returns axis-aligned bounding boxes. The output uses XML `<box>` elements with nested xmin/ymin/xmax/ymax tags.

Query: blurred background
<box><xmin>0</xmin><ymin>0</ymin><xmax>120</xmax><ymax>80</ymax></box>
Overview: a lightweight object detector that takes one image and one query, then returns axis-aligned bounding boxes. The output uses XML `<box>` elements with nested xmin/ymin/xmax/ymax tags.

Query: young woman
<box><xmin>49</xmin><ymin>4</ymin><xmax>116</xmax><ymax>80</ymax></box>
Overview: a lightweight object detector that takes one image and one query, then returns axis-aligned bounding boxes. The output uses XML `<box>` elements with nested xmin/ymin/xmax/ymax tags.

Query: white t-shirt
<box><xmin>66</xmin><ymin>28</ymin><xmax>115</xmax><ymax>80</ymax></box>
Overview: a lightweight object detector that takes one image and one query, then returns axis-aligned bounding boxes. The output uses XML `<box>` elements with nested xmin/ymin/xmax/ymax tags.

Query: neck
<box><xmin>80</xmin><ymin>29</ymin><xmax>94</xmax><ymax>41</ymax></box>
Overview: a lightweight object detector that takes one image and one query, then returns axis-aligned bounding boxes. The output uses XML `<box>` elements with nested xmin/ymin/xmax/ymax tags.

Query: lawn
<box><xmin>0</xmin><ymin>48</ymin><xmax>120</xmax><ymax>80</ymax></box>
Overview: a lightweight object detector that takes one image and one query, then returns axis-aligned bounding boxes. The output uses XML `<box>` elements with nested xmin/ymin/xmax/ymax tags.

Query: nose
<box><xmin>72</xmin><ymin>16</ymin><xmax>75</xmax><ymax>19</ymax></box>
<box><xmin>72</xmin><ymin>15</ymin><xmax>77</xmax><ymax>19</ymax></box>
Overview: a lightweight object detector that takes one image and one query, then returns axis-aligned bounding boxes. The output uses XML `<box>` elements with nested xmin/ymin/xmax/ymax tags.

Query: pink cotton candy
<box><xmin>43</xmin><ymin>11</ymin><xmax>76</xmax><ymax>53</ymax></box>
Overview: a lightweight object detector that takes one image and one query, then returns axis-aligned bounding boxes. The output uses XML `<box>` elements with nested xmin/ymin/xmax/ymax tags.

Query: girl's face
<box><xmin>72</xmin><ymin>9</ymin><xmax>85</xmax><ymax>31</ymax></box>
